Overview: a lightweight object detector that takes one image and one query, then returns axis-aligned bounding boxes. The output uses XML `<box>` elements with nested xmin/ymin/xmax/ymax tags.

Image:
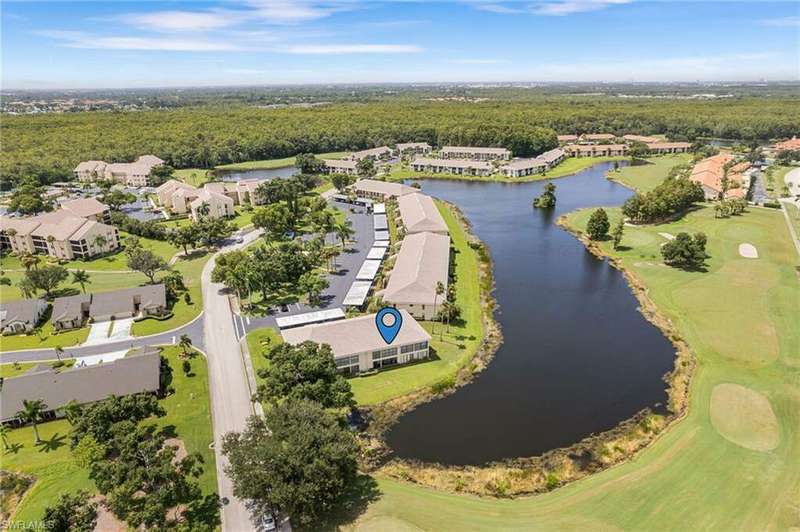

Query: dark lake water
<box><xmin>388</xmin><ymin>162</ymin><xmax>676</xmax><ymax>466</ymax></box>
<box><xmin>218</xmin><ymin>165</ymin><xmax>297</xmax><ymax>182</ymax></box>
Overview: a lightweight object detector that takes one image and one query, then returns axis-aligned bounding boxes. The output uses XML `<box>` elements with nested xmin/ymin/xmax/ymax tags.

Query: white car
<box><xmin>259</xmin><ymin>514</ymin><xmax>277</xmax><ymax>531</ymax></box>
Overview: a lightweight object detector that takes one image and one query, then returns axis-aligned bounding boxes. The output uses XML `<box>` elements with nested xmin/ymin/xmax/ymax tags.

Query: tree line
<box><xmin>4</xmin><ymin>96</ymin><xmax>799</xmax><ymax>187</ymax></box>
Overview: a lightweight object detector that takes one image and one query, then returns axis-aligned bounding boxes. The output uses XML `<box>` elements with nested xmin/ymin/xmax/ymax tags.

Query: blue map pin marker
<box><xmin>375</xmin><ymin>307</ymin><xmax>403</xmax><ymax>345</ymax></box>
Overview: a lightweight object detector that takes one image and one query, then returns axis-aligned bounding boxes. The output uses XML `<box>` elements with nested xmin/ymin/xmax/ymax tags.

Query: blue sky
<box><xmin>2</xmin><ymin>1</ymin><xmax>799</xmax><ymax>89</ymax></box>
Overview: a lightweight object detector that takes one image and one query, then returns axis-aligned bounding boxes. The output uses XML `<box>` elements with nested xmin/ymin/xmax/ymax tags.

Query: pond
<box><xmin>386</xmin><ymin>162</ymin><xmax>676</xmax><ymax>466</ymax></box>
<box><xmin>217</xmin><ymin>165</ymin><xmax>297</xmax><ymax>182</ymax></box>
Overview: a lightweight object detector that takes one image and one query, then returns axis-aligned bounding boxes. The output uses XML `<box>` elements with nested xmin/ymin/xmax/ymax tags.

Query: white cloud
<box><xmin>473</xmin><ymin>3</ymin><xmax>524</xmax><ymax>14</ymax></box>
<box><xmin>530</xmin><ymin>0</ymin><xmax>632</xmax><ymax>16</ymax></box>
<box><xmin>759</xmin><ymin>16</ymin><xmax>800</xmax><ymax>27</ymax></box>
<box><xmin>285</xmin><ymin>44</ymin><xmax>424</xmax><ymax>54</ymax></box>
<box><xmin>452</xmin><ymin>58</ymin><xmax>508</xmax><ymax>64</ymax></box>
<box><xmin>37</xmin><ymin>31</ymin><xmax>250</xmax><ymax>52</ymax></box>
<box><xmin>119</xmin><ymin>10</ymin><xmax>247</xmax><ymax>32</ymax></box>
<box><xmin>245</xmin><ymin>0</ymin><xmax>350</xmax><ymax>24</ymax></box>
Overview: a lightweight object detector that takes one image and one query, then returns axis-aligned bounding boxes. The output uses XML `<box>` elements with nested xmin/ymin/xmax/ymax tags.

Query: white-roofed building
<box><xmin>395</xmin><ymin>142</ymin><xmax>432</xmax><ymax>157</ymax></box>
<box><xmin>381</xmin><ymin>231</ymin><xmax>450</xmax><ymax>320</ymax></box>
<box><xmin>440</xmin><ymin>146</ymin><xmax>511</xmax><ymax>161</ymax></box>
<box><xmin>352</xmin><ymin>179</ymin><xmax>416</xmax><ymax>200</ymax></box>
<box><xmin>323</xmin><ymin>159</ymin><xmax>358</xmax><ymax>175</ymax></box>
<box><xmin>281</xmin><ymin>309</ymin><xmax>431</xmax><ymax>374</ymax></box>
<box><xmin>410</xmin><ymin>158</ymin><xmax>493</xmax><ymax>176</ymax></box>
<box><xmin>397</xmin><ymin>193</ymin><xmax>448</xmax><ymax>235</ymax></box>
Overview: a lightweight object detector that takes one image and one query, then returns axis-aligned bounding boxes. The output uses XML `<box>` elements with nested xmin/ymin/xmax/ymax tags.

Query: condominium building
<box><xmin>410</xmin><ymin>157</ymin><xmax>493</xmax><ymax>176</ymax></box>
<box><xmin>397</xmin><ymin>192</ymin><xmax>449</xmax><ymax>235</ymax></box>
<box><xmin>500</xmin><ymin>158</ymin><xmax>547</xmax><ymax>178</ymax></box>
<box><xmin>646</xmin><ymin>142</ymin><xmax>693</xmax><ymax>154</ymax></box>
<box><xmin>190</xmin><ymin>189</ymin><xmax>235</xmax><ymax>221</ymax></box>
<box><xmin>565</xmin><ymin>144</ymin><xmax>629</xmax><ymax>157</ymax></box>
<box><xmin>690</xmin><ymin>153</ymin><xmax>750</xmax><ymax>200</ymax></box>
<box><xmin>349</xmin><ymin>146</ymin><xmax>393</xmax><ymax>162</ymax></box>
<box><xmin>0</xmin><ymin>209</ymin><xmax>119</xmax><ymax>260</ymax></box>
<box><xmin>773</xmin><ymin>136</ymin><xmax>800</xmax><ymax>151</ymax></box>
<box><xmin>73</xmin><ymin>155</ymin><xmax>165</xmax><ymax>187</ymax></box>
<box><xmin>557</xmin><ymin>134</ymin><xmax>578</xmax><ymax>144</ymax></box>
<box><xmin>381</xmin><ymin>231</ymin><xmax>450</xmax><ymax>320</ymax></box>
<box><xmin>440</xmin><ymin>146</ymin><xmax>511</xmax><ymax>161</ymax></box>
<box><xmin>579</xmin><ymin>133</ymin><xmax>617</xmax><ymax>144</ymax></box>
<box><xmin>623</xmin><ymin>134</ymin><xmax>660</xmax><ymax>144</ymax></box>
<box><xmin>323</xmin><ymin>159</ymin><xmax>359</xmax><ymax>176</ymax></box>
<box><xmin>60</xmin><ymin>197</ymin><xmax>111</xmax><ymax>224</ymax></box>
<box><xmin>395</xmin><ymin>142</ymin><xmax>432</xmax><ymax>157</ymax></box>
<box><xmin>352</xmin><ymin>179</ymin><xmax>417</xmax><ymax>200</ymax></box>
<box><xmin>281</xmin><ymin>310</ymin><xmax>431</xmax><ymax>375</ymax></box>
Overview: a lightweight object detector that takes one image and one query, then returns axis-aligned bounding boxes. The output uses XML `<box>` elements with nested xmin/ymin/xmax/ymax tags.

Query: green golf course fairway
<box><xmin>343</xmin><ymin>205</ymin><xmax>799</xmax><ymax>531</ymax></box>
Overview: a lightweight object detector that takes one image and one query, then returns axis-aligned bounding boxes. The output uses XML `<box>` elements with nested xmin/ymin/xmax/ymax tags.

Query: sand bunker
<box><xmin>710</xmin><ymin>383</ymin><xmax>780</xmax><ymax>452</ymax></box>
<box><xmin>658</xmin><ymin>232</ymin><xmax>675</xmax><ymax>240</ymax></box>
<box><xmin>739</xmin><ymin>243</ymin><xmax>758</xmax><ymax>258</ymax></box>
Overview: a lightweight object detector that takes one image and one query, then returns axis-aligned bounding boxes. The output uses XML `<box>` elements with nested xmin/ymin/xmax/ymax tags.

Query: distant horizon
<box><xmin>3</xmin><ymin>79</ymin><xmax>800</xmax><ymax>93</ymax></box>
<box><xmin>3</xmin><ymin>1</ymin><xmax>798</xmax><ymax>90</ymax></box>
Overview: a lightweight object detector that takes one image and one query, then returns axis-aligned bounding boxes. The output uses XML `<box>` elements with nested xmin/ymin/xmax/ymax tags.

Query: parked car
<box><xmin>259</xmin><ymin>514</ymin><xmax>277</xmax><ymax>531</ymax></box>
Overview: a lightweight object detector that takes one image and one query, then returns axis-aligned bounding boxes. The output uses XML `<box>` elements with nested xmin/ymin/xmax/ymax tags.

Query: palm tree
<box><xmin>60</xmin><ymin>400</ymin><xmax>82</xmax><ymax>425</ymax></box>
<box><xmin>92</xmin><ymin>234</ymin><xmax>108</xmax><ymax>253</ymax></box>
<box><xmin>179</xmin><ymin>334</ymin><xmax>193</xmax><ymax>358</ymax></box>
<box><xmin>0</xmin><ymin>424</ymin><xmax>10</xmax><ymax>450</ymax></box>
<box><xmin>433</xmin><ymin>281</ymin><xmax>445</xmax><ymax>333</ymax></box>
<box><xmin>54</xmin><ymin>345</ymin><xmax>64</xmax><ymax>362</ymax></box>
<box><xmin>21</xmin><ymin>253</ymin><xmax>40</xmax><ymax>271</ymax></box>
<box><xmin>17</xmin><ymin>399</ymin><xmax>47</xmax><ymax>443</ymax></box>
<box><xmin>335</xmin><ymin>220</ymin><xmax>355</xmax><ymax>249</ymax></box>
<box><xmin>439</xmin><ymin>300</ymin><xmax>455</xmax><ymax>335</ymax></box>
<box><xmin>71</xmin><ymin>269</ymin><xmax>91</xmax><ymax>293</ymax></box>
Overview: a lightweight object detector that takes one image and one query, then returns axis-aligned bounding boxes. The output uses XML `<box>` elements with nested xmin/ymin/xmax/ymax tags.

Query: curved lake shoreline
<box><xmin>387</xmin><ymin>162</ymin><xmax>677</xmax><ymax>466</ymax></box>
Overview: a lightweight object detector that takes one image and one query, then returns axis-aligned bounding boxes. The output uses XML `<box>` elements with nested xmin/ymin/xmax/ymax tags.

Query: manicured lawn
<box><xmin>349</xmin><ymin>201</ymin><xmax>484</xmax><ymax>405</ymax></box>
<box><xmin>785</xmin><ymin>202</ymin><xmax>800</xmax><ymax>238</ymax></box>
<box><xmin>3</xmin><ymin>347</ymin><xmax>216</xmax><ymax>525</ymax></box>
<box><xmin>173</xmin><ymin>168</ymin><xmax>210</xmax><ymax>187</ymax></box>
<box><xmin>245</xmin><ymin>327</ymin><xmax>282</xmax><ymax>379</ymax></box>
<box><xmin>607</xmin><ymin>154</ymin><xmax>692</xmax><ymax>192</ymax></box>
<box><xmin>342</xmin><ymin>204</ymin><xmax>799</xmax><ymax>531</ymax></box>
<box><xmin>130</xmin><ymin>250</ymin><xmax>209</xmax><ymax>336</ymax></box>
<box><xmin>0</xmin><ymin>318</ymin><xmax>89</xmax><ymax>352</ymax></box>
<box><xmin>0</xmin><ymin>359</ymin><xmax>74</xmax><ymax>378</ymax></box>
<box><xmin>214</xmin><ymin>151</ymin><xmax>349</xmax><ymax>171</ymax></box>
<box><xmin>387</xmin><ymin>156</ymin><xmax>625</xmax><ymax>184</ymax></box>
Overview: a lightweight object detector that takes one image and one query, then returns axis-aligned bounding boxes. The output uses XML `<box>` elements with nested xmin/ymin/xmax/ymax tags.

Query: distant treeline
<box><xmin>2</xmin><ymin>97</ymin><xmax>798</xmax><ymax>187</ymax></box>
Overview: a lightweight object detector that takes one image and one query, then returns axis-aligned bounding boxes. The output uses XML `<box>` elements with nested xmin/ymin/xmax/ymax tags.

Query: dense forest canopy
<box><xmin>2</xmin><ymin>94</ymin><xmax>799</xmax><ymax>187</ymax></box>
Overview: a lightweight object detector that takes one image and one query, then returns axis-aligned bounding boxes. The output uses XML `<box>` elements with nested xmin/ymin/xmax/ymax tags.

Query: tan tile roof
<box><xmin>60</xmin><ymin>197</ymin><xmax>108</xmax><ymax>218</ymax></box>
<box><xmin>351</xmin><ymin>146</ymin><xmax>392</xmax><ymax>160</ymax></box>
<box><xmin>501</xmin><ymin>158</ymin><xmax>547</xmax><ymax>171</ymax></box>
<box><xmin>281</xmin><ymin>309</ymin><xmax>430</xmax><ymax>359</ymax></box>
<box><xmin>398</xmin><ymin>193</ymin><xmax>449</xmax><ymax>234</ymax></box>
<box><xmin>30</xmin><ymin>211</ymin><xmax>88</xmax><ymax>241</ymax></box>
<box><xmin>0</xmin><ymin>216</ymin><xmax>41</xmax><ymax>236</ymax></box>
<box><xmin>557</xmin><ymin>135</ymin><xmax>578</xmax><ymax>142</ymax></box>
<box><xmin>383</xmin><ymin>231</ymin><xmax>450</xmax><ymax>305</ymax></box>
<box><xmin>74</xmin><ymin>160</ymin><xmax>107</xmax><ymax>173</ymax></box>
<box><xmin>624</xmin><ymin>134</ymin><xmax>660</xmax><ymax>143</ymax></box>
<box><xmin>396</xmin><ymin>142</ymin><xmax>431</xmax><ymax>151</ymax></box>
<box><xmin>582</xmin><ymin>133</ymin><xmax>616</xmax><ymax>140</ymax></box>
